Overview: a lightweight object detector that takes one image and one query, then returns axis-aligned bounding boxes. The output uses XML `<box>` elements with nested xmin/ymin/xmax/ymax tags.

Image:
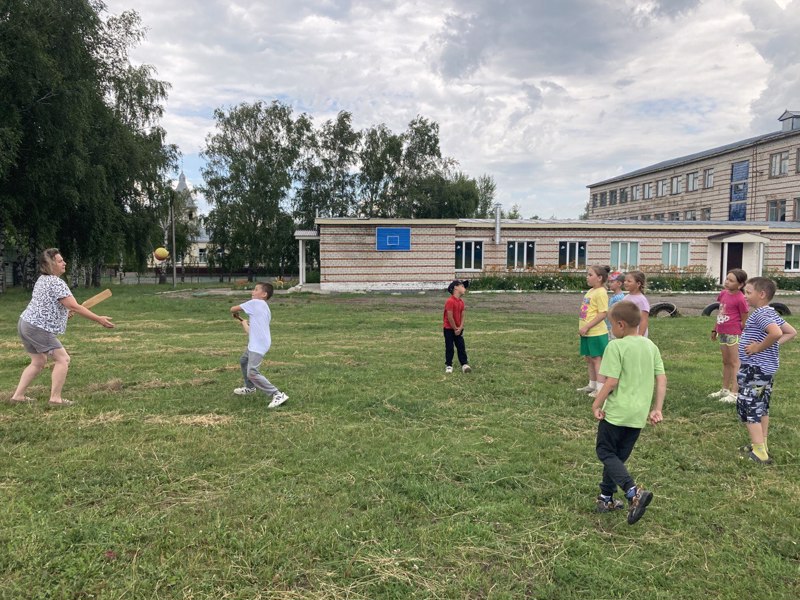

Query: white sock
<box><xmin>590</xmin><ymin>380</ymin><xmax>598</xmax><ymax>390</ymax></box>
<box><xmin>593</xmin><ymin>381</ymin><xmax>603</xmax><ymax>391</ymax></box>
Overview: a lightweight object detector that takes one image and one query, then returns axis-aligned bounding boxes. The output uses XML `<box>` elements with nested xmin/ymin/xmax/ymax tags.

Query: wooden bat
<box><xmin>81</xmin><ymin>289</ymin><xmax>112</xmax><ymax>310</ymax></box>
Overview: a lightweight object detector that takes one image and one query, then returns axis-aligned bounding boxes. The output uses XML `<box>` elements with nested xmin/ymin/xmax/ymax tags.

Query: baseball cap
<box><xmin>447</xmin><ymin>279</ymin><xmax>469</xmax><ymax>293</ymax></box>
<box><xmin>609</xmin><ymin>271</ymin><xmax>625</xmax><ymax>282</ymax></box>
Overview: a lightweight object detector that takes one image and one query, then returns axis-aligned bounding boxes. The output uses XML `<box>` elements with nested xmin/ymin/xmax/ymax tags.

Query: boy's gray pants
<box><xmin>240</xmin><ymin>349</ymin><xmax>279</xmax><ymax>396</ymax></box>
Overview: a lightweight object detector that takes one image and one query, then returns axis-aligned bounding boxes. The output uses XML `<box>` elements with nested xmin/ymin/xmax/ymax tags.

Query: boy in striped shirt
<box><xmin>737</xmin><ymin>278</ymin><xmax>796</xmax><ymax>464</ymax></box>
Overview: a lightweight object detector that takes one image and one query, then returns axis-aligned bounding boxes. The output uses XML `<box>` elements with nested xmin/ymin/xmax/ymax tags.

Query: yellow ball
<box><xmin>154</xmin><ymin>247</ymin><xmax>169</xmax><ymax>261</ymax></box>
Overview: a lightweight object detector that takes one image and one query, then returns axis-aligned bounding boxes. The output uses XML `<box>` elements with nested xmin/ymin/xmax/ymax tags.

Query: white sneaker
<box><xmin>588</xmin><ymin>390</ymin><xmax>598</xmax><ymax>398</ymax></box>
<box><xmin>719</xmin><ymin>392</ymin><xmax>737</xmax><ymax>404</ymax></box>
<box><xmin>707</xmin><ymin>389</ymin><xmax>727</xmax><ymax>399</ymax></box>
<box><xmin>268</xmin><ymin>392</ymin><xmax>289</xmax><ymax>408</ymax></box>
<box><xmin>576</xmin><ymin>385</ymin><xmax>594</xmax><ymax>393</ymax></box>
<box><xmin>445</xmin><ymin>366</ymin><xmax>453</xmax><ymax>374</ymax></box>
<box><xmin>462</xmin><ymin>364</ymin><xmax>472</xmax><ymax>373</ymax></box>
<box><xmin>234</xmin><ymin>387</ymin><xmax>257</xmax><ymax>395</ymax></box>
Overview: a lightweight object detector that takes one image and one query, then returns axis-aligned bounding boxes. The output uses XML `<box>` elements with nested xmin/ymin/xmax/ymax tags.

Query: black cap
<box><xmin>447</xmin><ymin>279</ymin><xmax>469</xmax><ymax>294</ymax></box>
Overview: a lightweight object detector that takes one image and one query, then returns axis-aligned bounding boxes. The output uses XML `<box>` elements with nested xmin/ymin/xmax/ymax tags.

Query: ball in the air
<box><xmin>154</xmin><ymin>247</ymin><xmax>169</xmax><ymax>261</ymax></box>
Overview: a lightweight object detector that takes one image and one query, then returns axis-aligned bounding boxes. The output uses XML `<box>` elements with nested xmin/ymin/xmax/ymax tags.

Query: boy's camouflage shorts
<box><xmin>736</xmin><ymin>364</ymin><xmax>774</xmax><ymax>424</ymax></box>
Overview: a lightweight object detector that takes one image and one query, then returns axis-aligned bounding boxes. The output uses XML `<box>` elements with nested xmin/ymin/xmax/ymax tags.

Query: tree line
<box><xmin>1</xmin><ymin>1</ymin><xmax>499</xmax><ymax>289</ymax></box>
<box><xmin>201</xmin><ymin>104</ymin><xmax>498</xmax><ymax>278</ymax></box>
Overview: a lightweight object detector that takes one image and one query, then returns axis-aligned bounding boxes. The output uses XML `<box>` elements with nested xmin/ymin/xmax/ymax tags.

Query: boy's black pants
<box><xmin>443</xmin><ymin>328</ymin><xmax>468</xmax><ymax>367</ymax></box>
<box><xmin>596</xmin><ymin>419</ymin><xmax>641</xmax><ymax>497</ymax></box>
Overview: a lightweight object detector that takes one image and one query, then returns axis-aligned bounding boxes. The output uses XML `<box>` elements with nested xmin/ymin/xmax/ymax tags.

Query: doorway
<box><xmin>720</xmin><ymin>242</ymin><xmax>743</xmax><ymax>283</ymax></box>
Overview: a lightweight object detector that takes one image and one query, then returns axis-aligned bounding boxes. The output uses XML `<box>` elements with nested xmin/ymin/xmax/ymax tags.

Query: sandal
<box><xmin>48</xmin><ymin>399</ymin><xmax>74</xmax><ymax>407</ymax></box>
<box><xmin>9</xmin><ymin>396</ymin><xmax>36</xmax><ymax>404</ymax></box>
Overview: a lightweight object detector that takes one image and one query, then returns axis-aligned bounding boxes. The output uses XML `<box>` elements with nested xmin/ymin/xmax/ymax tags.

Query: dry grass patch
<box><xmin>144</xmin><ymin>413</ymin><xmax>234</xmax><ymax>427</ymax></box>
<box><xmin>87</xmin><ymin>378</ymin><xmax>125</xmax><ymax>392</ymax></box>
<box><xmin>81</xmin><ymin>411</ymin><xmax>126</xmax><ymax>427</ymax></box>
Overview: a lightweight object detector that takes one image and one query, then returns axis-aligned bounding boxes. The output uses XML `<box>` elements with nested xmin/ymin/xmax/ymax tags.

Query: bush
<box><xmin>470</xmin><ymin>265</ymin><xmax>718</xmax><ymax>292</ymax></box>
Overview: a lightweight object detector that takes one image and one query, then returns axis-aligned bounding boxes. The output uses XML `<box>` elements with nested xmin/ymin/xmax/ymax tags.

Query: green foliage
<box><xmin>765</xmin><ymin>271</ymin><xmax>800</xmax><ymax>291</ymax></box>
<box><xmin>471</xmin><ymin>269</ymin><xmax>719</xmax><ymax>292</ymax></box>
<box><xmin>1</xmin><ymin>288</ymin><xmax>798</xmax><ymax>598</ymax></box>
<box><xmin>0</xmin><ymin>1</ymin><xmax>177</xmax><ymax>287</ymax></box>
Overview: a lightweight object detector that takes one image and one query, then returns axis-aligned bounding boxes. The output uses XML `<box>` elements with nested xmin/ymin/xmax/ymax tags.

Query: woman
<box><xmin>10</xmin><ymin>248</ymin><xmax>114</xmax><ymax>406</ymax></box>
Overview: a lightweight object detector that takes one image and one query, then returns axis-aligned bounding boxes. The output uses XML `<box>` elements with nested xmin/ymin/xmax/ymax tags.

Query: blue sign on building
<box><xmin>376</xmin><ymin>227</ymin><xmax>411</xmax><ymax>251</ymax></box>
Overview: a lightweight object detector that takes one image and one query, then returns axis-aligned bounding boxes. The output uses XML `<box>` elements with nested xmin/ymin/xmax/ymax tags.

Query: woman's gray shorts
<box><xmin>18</xmin><ymin>319</ymin><xmax>63</xmax><ymax>354</ymax></box>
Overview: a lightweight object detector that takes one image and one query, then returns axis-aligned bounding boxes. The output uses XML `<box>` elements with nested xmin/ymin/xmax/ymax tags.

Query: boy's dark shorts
<box><xmin>736</xmin><ymin>364</ymin><xmax>774</xmax><ymax>424</ymax></box>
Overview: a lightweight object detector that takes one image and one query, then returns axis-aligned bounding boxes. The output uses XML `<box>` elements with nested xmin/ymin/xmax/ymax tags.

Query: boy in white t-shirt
<box><xmin>230</xmin><ymin>283</ymin><xmax>288</xmax><ymax>408</ymax></box>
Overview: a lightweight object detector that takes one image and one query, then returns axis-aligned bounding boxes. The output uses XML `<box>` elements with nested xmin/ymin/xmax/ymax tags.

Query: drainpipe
<box><xmin>494</xmin><ymin>203</ymin><xmax>502</xmax><ymax>245</ymax></box>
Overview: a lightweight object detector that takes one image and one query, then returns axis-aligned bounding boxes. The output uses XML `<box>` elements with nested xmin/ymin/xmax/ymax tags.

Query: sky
<box><xmin>104</xmin><ymin>0</ymin><xmax>800</xmax><ymax>218</ymax></box>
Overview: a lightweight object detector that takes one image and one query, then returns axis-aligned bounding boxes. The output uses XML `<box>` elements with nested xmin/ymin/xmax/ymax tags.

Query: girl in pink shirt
<box><xmin>708</xmin><ymin>269</ymin><xmax>749</xmax><ymax>404</ymax></box>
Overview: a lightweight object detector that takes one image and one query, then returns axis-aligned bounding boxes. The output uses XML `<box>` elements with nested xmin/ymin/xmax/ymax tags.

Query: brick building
<box><xmin>306</xmin><ymin>215</ymin><xmax>800</xmax><ymax>292</ymax></box>
<box><xmin>587</xmin><ymin>111</ymin><xmax>800</xmax><ymax>223</ymax></box>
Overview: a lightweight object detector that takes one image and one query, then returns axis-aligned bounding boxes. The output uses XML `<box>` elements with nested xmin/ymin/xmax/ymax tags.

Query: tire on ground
<box><xmin>701</xmin><ymin>302</ymin><xmax>720</xmax><ymax>317</ymax></box>
<box><xmin>770</xmin><ymin>302</ymin><xmax>792</xmax><ymax>316</ymax></box>
<box><xmin>650</xmin><ymin>302</ymin><xmax>680</xmax><ymax>318</ymax></box>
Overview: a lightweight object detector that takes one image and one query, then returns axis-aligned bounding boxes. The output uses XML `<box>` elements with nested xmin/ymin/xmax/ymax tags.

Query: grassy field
<box><xmin>1</xmin><ymin>286</ymin><xmax>799</xmax><ymax>599</ymax></box>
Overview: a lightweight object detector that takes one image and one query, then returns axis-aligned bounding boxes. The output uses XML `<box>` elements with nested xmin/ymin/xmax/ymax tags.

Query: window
<box><xmin>770</xmin><ymin>151</ymin><xmax>789</xmax><ymax>177</ymax></box>
<box><xmin>786</xmin><ymin>244</ymin><xmax>800</xmax><ymax>270</ymax></box>
<box><xmin>662</xmin><ymin>242</ymin><xmax>690</xmax><ymax>268</ymax></box>
<box><xmin>609</xmin><ymin>189</ymin><xmax>618</xmax><ymax>205</ymax></box>
<box><xmin>619</xmin><ymin>188</ymin><xmax>628</xmax><ymax>203</ymax></box>
<box><xmin>669</xmin><ymin>212</ymin><xmax>680</xmax><ymax>220</ymax></box>
<box><xmin>656</xmin><ymin>179</ymin><xmax>668</xmax><ymax>197</ymax></box>
<box><xmin>795</xmin><ymin>198</ymin><xmax>800</xmax><ymax>221</ymax></box>
<box><xmin>703</xmin><ymin>168</ymin><xmax>714</xmax><ymax>188</ymax></box>
<box><xmin>729</xmin><ymin>160</ymin><xmax>748</xmax><ymax>221</ymax></box>
<box><xmin>654</xmin><ymin>213</ymin><xmax>665</xmax><ymax>220</ymax></box>
<box><xmin>684</xmin><ymin>210</ymin><xmax>696</xmax><ymax>221</ymax></box>
<box><xmin>610</xmin><ymin>241</ymin><xmax>639</xmax><ymax>269</ymax></box>
<box><xmin>687</xmin><ymin>172</ymin><xmax>699</xmax><ymax>192</ymax></box>
<box><xmin>558</xmin><ymin>241</ymin><xmax>587</xmax><ymax>269</ymax></box>
<box><xmin>599</xmin><ymin>191</ymin><xmax>607</xmax><ymax>207</ymax></box>
<box><xmin>643</xmin><ymin>183</ymin><xmax>654</xmax><ymax>199</ymax></box>
<box><xmin>592</xmin><ymin>194</ymin><xmax>598</xmax><ymax>208</ymax></box>
<box><xmin>198</xmin><ymin>248</ymin><xmax>207</xmax><ymax>264</ymax></box>
<box><xmin>768</xmin><ymin>200</ymin><xmax>787</xmax><ymax>221</ymax></box>
<box><xmin>797</xmin><ymin>150</ymin><xmax>800</xmax><ymax>173</ymax></box>
<box><xmin>670</xmin><ymin>176</ymin><xmax>682</xmax><ymax>195</ymax></box>
<box><xmin>455</xmin><ymin>240</ymin><xmax>483</xmax><ymax>270</ymax></box>
<box><xmin>641</xmin><ymin>214</ymin><xmax>651</xmax><ymax>221</ymax></box>
<box><xmin>632</xmin><ymin>185</ymin><xmax>641</xmax><ymax>201</ymax></box>
<box><xmin>507</xmin><ymin>241</ymin><xmax>535</xmax><ymax>270</ymax></box>
<box><xmin>701</xmin><ymin>207</ymin><xmax>712</xmax><ymax>220</ymax></box>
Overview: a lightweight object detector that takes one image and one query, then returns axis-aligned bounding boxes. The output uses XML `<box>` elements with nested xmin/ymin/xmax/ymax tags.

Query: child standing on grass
<box><xmin>577</xmin><ymin>265</ymin><xmax>610</xmax><ymax>397</ymax></box>
<box><xmin>606</xmin><ymin>271</ymin><xmax>626</xmax><ymax>339</ymax></box>
<box><xmin>230</xmin><ymin>282</ymin><xmax>289</xmax><ymax>408</ymax></box>
<box><xmin>708</xmin><ymin>269</ymin><xmax>749</xmax><ymax>404</ymax></box>
<box><xmin>622</xmin><ymin>271</ymin><xmax>650</xmax><ymax>337</ymax></box>
<box><xmin>736</xmin><ymin>277</ymin><xmax>796</xmax><ymax>464</ymax></box>
<box><xmin>443</xmin><ymin>280</ymin><xmax>471</xmax><ymax>374</ymax></box>
<box><xmin>592</xmin><ymin>302</ymin><xmax>666</xmax><ymax>525</ymax></box>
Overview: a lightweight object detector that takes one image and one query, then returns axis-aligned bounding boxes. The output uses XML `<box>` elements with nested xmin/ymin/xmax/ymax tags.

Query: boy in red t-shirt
<box><xmin>443</xmin><ymin>280</ymin><xmax>471</xmax><ymax>374</ymax></box>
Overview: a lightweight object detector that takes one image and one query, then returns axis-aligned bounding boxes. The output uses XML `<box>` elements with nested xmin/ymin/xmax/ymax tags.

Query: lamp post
<box><xmin>171</xmin><ymin>197</ymin><xmax>177</xmax><ymax>288</ymax></box>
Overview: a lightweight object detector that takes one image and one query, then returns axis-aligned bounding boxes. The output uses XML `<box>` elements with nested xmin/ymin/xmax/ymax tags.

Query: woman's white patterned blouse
<box><xmin>20</xmin><ymin>275</ymin><xmax>73</xmax><ymax>334</ymax></box>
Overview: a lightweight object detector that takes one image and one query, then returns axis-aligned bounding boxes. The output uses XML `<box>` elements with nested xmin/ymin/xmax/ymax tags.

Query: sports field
<box><xmin>1</xmin><ymin>286</ymin><xmax>799</xmax><ymax>599</ymax></box>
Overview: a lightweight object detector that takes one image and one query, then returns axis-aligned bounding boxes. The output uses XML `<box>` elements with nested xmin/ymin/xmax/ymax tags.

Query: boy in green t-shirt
<box><xmin>591</xmin><ymin>302</ymin><xmax>666</xmax><ymax>525</ymax></box>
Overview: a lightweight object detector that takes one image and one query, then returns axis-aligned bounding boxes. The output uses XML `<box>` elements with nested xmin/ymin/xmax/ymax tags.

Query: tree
<box><xmin>475</xmin><ymin>174</ymin><xmax>497</xmax><ymax>218</ymax></box>
<box><xmin>356</xmin><ymin>124</ymin><xmax>402</xmax><ymax>217</ymax></box>
<box><xmin>201</xmin><ymin>100</ymin><xmax>311</xmax><ymax>280</ymax></box>
<box><xmin>0</xmin><ymin>1</ymin><xmax>176</xmax><ymax>289</ymax></box>
<box><xmin>295</xmin><ymin>111</ymin><xmax>361</xmax><ymax>225</ymax></box>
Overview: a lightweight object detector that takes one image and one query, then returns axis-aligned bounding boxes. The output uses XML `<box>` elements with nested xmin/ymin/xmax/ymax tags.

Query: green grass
<box><xmin>1</xmin><ymin>286</ymin><xmax>799</xmax><ymax>599</ymax></box>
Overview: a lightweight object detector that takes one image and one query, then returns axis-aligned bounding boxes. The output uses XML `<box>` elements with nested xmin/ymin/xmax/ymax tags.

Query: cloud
<box><xmin>104</xmin><ymin>0</ymin><xmax>787</xmax><ymax>219</ymax></box>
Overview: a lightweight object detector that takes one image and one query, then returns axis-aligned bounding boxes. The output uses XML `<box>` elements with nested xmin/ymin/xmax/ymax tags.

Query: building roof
<box><xmin>588</xmin><ymin>128</ymin><xmax>800</xmax><ymax>188</ymax></box>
